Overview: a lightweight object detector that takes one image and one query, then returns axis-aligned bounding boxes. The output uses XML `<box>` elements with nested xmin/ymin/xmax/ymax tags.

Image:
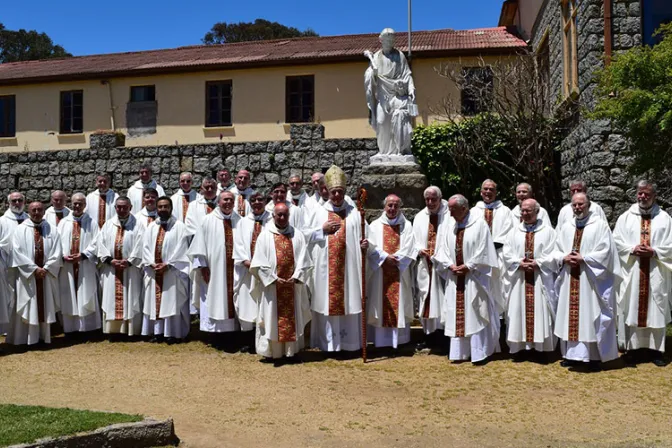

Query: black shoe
<box><xmin>653</xmin><ymin>356</ymin><xmax>668</xmax><ymax>367</ymax></box>
<box><xmin>511</xmin><ymin>352</ymin><xmax>527</xmax><ymax>363</ymax></box>
<box><xmin>415</xmin><ymin>341</ymin><xmax>429</xmax><ymax>352</ymax></box>
<box><xmin>622</xmin><ymin>351</ymin><xmax>637</xmax><ymax>365</ymax></box>
<box><xmin>560</xmin><ymin>359</ymin><xmax>573</xmax><ymax>368</ymax></box>
<box><xmin>587</xmin><ymin>361</ymin><xmax>602</xmax><ymax>372</ymax></box>
<box><xmin>472</xmin><ymin>358</ymin><xmax>489</xmax><ymax>366</ymax></box>
<box><xmin>166</xmin><ymin>337</ymin><xmax>177</xmax><ymax>345</ymax></box>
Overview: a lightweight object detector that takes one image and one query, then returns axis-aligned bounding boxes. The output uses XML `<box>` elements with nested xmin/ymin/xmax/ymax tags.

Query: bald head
<box><xmin>235</xmin><ymin>170</ymin><xmax>251</xmax><ymax>191</ymax></box>
<box><xmin>273</xmin><ymin>202</ymin><xmax>290</xmax><ymax>229</ymax></box>
<box><xmin>28</xmin><ymin>201</ymin><xmax>45</xmax><ymax>223</ymax></box>
<box><xmin>520</xmin><ymin>198</ymin><xmax>539</xmax><ymax>225</ymax></box>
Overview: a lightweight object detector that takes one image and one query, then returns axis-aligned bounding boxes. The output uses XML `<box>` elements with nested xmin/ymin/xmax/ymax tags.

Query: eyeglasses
<box><xmin>10</xmin><ymin>199</ymin><xmax>24</xmax><ymax>203</ymax></box>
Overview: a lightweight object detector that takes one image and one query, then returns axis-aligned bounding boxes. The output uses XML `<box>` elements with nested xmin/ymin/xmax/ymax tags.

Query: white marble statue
<box><xmin>364</xmin><ymin>28</ymin><xmax>418</xmax><ymax>164</ymax></box>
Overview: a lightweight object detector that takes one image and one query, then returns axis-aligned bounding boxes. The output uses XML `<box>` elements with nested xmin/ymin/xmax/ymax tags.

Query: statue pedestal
<box><xmin>361</xmin><ymin>162</ymin><xmax>428</xmax><ymax>222</ymax></box>
<box><xmin>369</xmin><ymin>154</ymin><xmax>418</xmax><ymax>166</ymax></box>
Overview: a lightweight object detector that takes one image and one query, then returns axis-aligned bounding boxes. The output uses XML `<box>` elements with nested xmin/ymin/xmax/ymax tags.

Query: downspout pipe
<box><xmin>604</xmin><ymin>0</ymin><xmax>613</xmax><ymax>65</ymax></box>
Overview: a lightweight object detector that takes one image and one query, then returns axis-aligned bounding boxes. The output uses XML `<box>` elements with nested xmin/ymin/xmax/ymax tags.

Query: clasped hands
<box><xmin>633</xmin><ymin>244</ymin><xmax>655</xmax><ymax>258</ymax></box>
<box><xmin>449</xmin><ymin>264</ymin><xmax>469</xmax><ymax>276</ymax></box>
<box><xmin>563</xmin><ymin>251</ymin><xmax>583</xmax><ymax>268</ymax></box>
<box><xmin>518</xmin><ymin>258</ymin><xmax>538</xmax><ymax>272</ymax></box>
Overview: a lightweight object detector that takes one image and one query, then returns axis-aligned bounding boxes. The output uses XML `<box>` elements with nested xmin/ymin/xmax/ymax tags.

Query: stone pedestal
<box><xmin>360</xmin><ymin>162</ymin><xmax>428</xmax><ymax>221</ymax></box>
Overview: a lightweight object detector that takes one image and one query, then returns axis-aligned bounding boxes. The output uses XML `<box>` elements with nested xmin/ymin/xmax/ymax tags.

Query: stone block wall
<box><xmin>0</xmin><ymin>125</ymin><xmax>385</xmax><ymax>212</ymax></box>
<box><xmin>531</xmin><ymin>0</ymin><xmax>645</xmax><ymax>223</ymax></box>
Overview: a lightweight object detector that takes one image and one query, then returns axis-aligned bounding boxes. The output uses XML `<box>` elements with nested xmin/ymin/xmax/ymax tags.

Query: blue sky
<box><xmin>1</xmin><ymin>0</ymin><xmax>503</xmax><ymax>56</ymax></box>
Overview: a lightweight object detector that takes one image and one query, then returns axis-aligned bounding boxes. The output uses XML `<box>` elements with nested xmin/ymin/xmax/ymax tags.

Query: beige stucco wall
<box><xmin>0</xmin><ymin>55</ymin><xmax>509</xmax><ymax>152</ymax></box>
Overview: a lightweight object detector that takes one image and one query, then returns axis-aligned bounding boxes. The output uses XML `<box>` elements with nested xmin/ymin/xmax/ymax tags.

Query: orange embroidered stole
<box><xmin>422</xmin><ymin>214</ymin><xmax>439</xmax><ymax>319</ymax></box>
<box><xmin>34</xmin><ymin>226</ymin><xmax>46</xmax><ymax>323</ymax></box>
<box><xmin>98</xmin><ymin>193</ymin><xmax>107</xmax><ymax>228</ymax></box>
<box><xmin>70</xmin><ymin>220</ymin><xmax>81</xmax><ymax>293</ymax></box>
<box><xmin>114</xmin><ymin>226</ymin><xmax>125</xmax><ymax>320</ymax></box>
<box><xmin>327</xmin><ymin>210</ymin><xmax>347</xmax><ymax>315</ymax></box>
<box><xmin>638</xmin><ymin>215</ymin><xmax>652</xmax><ymax>327</ymax></box>
<box><xmin>224</xmin><ymin>219</ymin><xmax>235</xmax><ymax>319</ymax></box>
<box><xmin>484</xmin><ymin>208</ymin><xmax>493</xmax><ymax>234</ymax></box>
<box><xmin>274</xmin><ymin>233</ymin><xmax>296</xmax><ymax>342</ymax></box>
<box><xmin>237</xmin><ymin>195</ymin><xmax>246</xmax><ymax>217</ymax></box>
<box><xmin>524</xmin><ymin>231</ymin><xmax>535</xmax><ymax>343</ymax></box>
<box><xmin>251</xmin><ymin>221</ymin><xmax>263</xmax><ymax>257</ymax></box>
<box><xmin>455</xmin><ymin>227</ymin><xmax>466</xmax><ymax>337</ymax></box>
<box><xmin>568</xmin><ymin>227</ymin><xmax>585</xmax><ymax>341</ymax></box>
<box><xmin>382</xmin><ymin>224</ymin><xmax>401</xmax><ymax>328</ymax></box>
<box><xmin>154</xmin><ymin>225</ymin><xmax>166</xmax><ymax>316</ymax></box>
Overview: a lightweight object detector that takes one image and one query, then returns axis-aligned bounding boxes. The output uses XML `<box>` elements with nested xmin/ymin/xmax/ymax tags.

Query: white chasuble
<box><xmin>140</xmin><ymin>217</ymin><xmax>190</xmax><ymax>321</ymax></box>
<box><xmin>171</xmin><ymin>190</ymin><xmax>198</xmax><ymax>223</ymax></box>
<box><xmin>554</xmin><ymin>213</ymin><xmax>620</xmax><ymax>362</ymax></box>
<box><xmin>306</xmin><ymin>201</ymin><xmax>365</xmax><ymax>352</ymax></box>
<box><xmin>232</xmin><ymin>212</ymin><xmax>271</xmax><ymax>328</ymax></box>
<box><xmin>412</xmin><ymin>201</ymin><xmax>451</xmax><ymax>333</ymax></box>
<box><xmin>57</xmin><ymin>214</ymin><xmax>101</xmax><ymax>332</ymax></box>
<box><xmin>433</xmin><ymin>213</ymin><xmax>499</xmax><ymax>362</ymax></box>
<box><xmin>45</xmin><ymin>206</ymin><xmax>70</xmax><ymax>228</ymax></box>
<box><xmin>127</xmin><ymin>179</ymin><xmax>165</xmax><ymax>215</ymax></box>
<box><xmin>471</xmin><ymin>200</ymin><xmax>513</xmax><ymax>313</ymax></box>
<box><xmin>184</xmin><ymin>197</ymin><xmax>217</xmax><ymax>236</ymax></box>
<box><xmin>96</xmin><ymin>215</ymin><xmax>144</xmax><ymax>335</ymax></box>
<box><xmin>613</xmin><ymin>204</ymin><xmax>672</xmax><ymax>352</ymax></box>
<box><xmin>556</xmin><ymin>201</ymin><xmax>606</xmax><ymax>230</ymax></box>
<box><xmin>0</xmin><ymin>210</ymin><xmax>27</xmax><ymax>332</ymax></box>
<box><xmin>250</xmin><ymin>224</ymin><xmax>312</xmax><ymax>358</ymax></box>
<box><xmin>188</xmin><ymin>209</ymin><xmax>242</xmax><ymax>332</ymax></box>
<box><xmin>266</xmin><ymin>201</ymin><xmax>303</xmax><ymax>230</ymax></box>
<box><xmin>502</xmin><ymin>220</ymin><xmax>559</xmax><ymax>352</ymax></box>
<box><xmin>8</xmin><ymin>220</ymin><xmax>63</xmax><ymax>345</ymax></box>
<box><xmin>85</xmin><ymin>189</ymin><xmax>119</xmax><ymax>229</ymax></box>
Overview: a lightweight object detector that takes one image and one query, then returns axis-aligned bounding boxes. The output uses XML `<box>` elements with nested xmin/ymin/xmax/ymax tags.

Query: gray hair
<box><xmin>449</xmin><ymin>194</ymin><xmax>469</xmax><ymax>209</ymax></box>
<box><xmin>383</xmin><ymin>194</ymin><xmax>403</xmax><ymax>207</ymax></box>
<box><xmin>481</xmin><ymin>179</ymin><xmax>497</xmax><ymax>190</ymax></box>
<box><xmin>516</xmin><ymin>182</ymin><xmax>533</xmax><ymax>194</ymax></box>
<box><xmin>116</xmin><ymin>196</ymin><xmax>132</xmax><ymax>206</ymax></box>
<box><xmin>7</xmin><ymin>192</ymin><xmax>24</xmax><ymax>201</ymax></box>
<box><xmin>569</xmin><ymin>179</ymin><xmax>587</xmax><ymax>191</ymax></box>
<box><xmin>201</xmin><ymin>176</ymin><xmax>216</xmax><ymax>185</ymax></box>
<box><xmin>179</xmin><ymin>172</ymin><xmax>193</xmax><ymax>179</ymax></box>
<box><xmin>636</xmin><ymin>179</ymin><xmax>657</xmax><ymax>194</ymax></box>
<box><xmin>71</xmin><ymin>192</ymin><xmax>86</xmax><ymax>202</ymax></box>
<box><xmin>51</xmin><ymin>190</ymin><xmax>66</xmax><ymax>199</ymax></box>
<box><xmin>423</xmin><ymin>186</ymin><xmax>443</xmax><ymax>199</ymax></box>
<box><xmin>522</xmin><ymin>198</ymin><xmax>540</xmax><ymax>214</ymax></box>
<box><xmin>288</xmin><ymin>173</ymin><xmax>302</xmax><ymax>181</ymax></box>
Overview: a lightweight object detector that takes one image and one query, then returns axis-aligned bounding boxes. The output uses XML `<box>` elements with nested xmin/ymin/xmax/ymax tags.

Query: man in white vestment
<box><xmin>305</xmin><ymin>165</ymin><xmax>366</xmax><ymax>353</ymax></box>
<box><xmin>287</xmin><ymin>174</ymin><xmax>310</xmax><ymax>208</ymax></box>
<box><xmin>135</xmin><ymin>188</ymin><xmax>159</xmax><ymax>229</ymax></box>
<box><xmin>470</xmin><ymin>180</ymin><xmax>512</xmax><ymax>326</ymax></box>
<box><xmin>265</xmin><ymin>182</ymin><xmax>303</xmax><ymax>230</ymax></box>
<box><xmin>0</xmin><ymin>192</ymin><xmax>29</xmax><ymax>335</ymax></box>
<box><xmin>85</xmin><ymin>173</ymin><xmax>119</xmax><ymax>230</ymax></box>
<box><xmin>58</xmin><ymin>193</ymin><xmax>100</xmax><ymax>335</ymax></box>
<box><xmin>184</xmin><ymin>177</ymin><xmax>218</xmax><ymax>236</ymax></box>
<box><xmin>7</xmin><ymin>201</ymin><xmax>63</xmax><ymax>345</ymax></box>
<box><xmin>554</xmin><ymin>192</ymin><xmax>620</xmax><ymax>369</ymax></box>
<box><xmin>233</xmin><ymin>190</ymin><xmax>272</xmax><ymax>351</ymax></box>
<box><xmin>502</xmin><ymin>199</ymin><xmax>559</xmax><ymax>360</ymax></box>
<box><xmin>140</xmin><ymin>197</ymin><xmax>190</xmax><ymax>342</ymax></box>
<box><xmin>556</xmin><ymin>180</ymin><xmax>606</xmax><ymax>230</ymax></box>
<box><xmin>366</xmin><ymin>195</ymin><xmax>415</xmax><ymax>349</ymax></box>
<box><xmin>45</xmin><ymin>190</ymin><xmax>70</xmax><ymax>228</ymax></box>
<box><xmin>188</xmin><ymin>191</ymin><xmax>244</xmax><ymax>347</ymax></box>
<box><xmin>412</xmin><ymin>186</ymin><xmax>451</xmax><ymax>349</ymax></box>
<box><xmin>216</xmin><ymin>168</ymin><xmax>234</xmax><ymax>195</ymax></box>
<box><xmin>97</xmin><ymin>196</ymin><xmax>144</xmax><ymax>336</ymax></box>
<box><xmin>250</xmin><ymin>203</ymin><xmax>312</xmax><ymax>362</ymax></box>
<box><xmin>126</xmin><ymin>164</ymin><xmax>165</xmax><ymax>214</ymax></box>
<box><xmin>364</xmin><ymin>28</ymin><xmax>416</xmax><ymax>156</ymax></box>
<box><xmin>433</xmin><ymin>194</ymin><xmax>500</xmax><ymax>364</ymax></box>
<box><xmin>171</xmin><ymin>172</ymin><xmax>198</xmax><ymax>223</ymax></box>
<box><xmin>510</xmin><ymin>183</ymin><xmax>552</xmax><ymax>227</ymax></box>
<box><xmin>229</xmin><ymin>170</ymin><xmax>253</xmax><ymax>218</ymax></box>
<box><xmin>613</xmin><ymin>181</ymin><xmax>672</xmax><ymax>366</ymax></box>
<box><xmin>304</xmin><ymin>172</ymin><xmax>325</xmax><ymax>210</ymax></box>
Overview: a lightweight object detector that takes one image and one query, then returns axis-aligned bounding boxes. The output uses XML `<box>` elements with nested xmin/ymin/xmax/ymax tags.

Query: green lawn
<box><xmin>0</xmin><ymin>404</ymin><xmax>142</xmax><ymax>447</ymax></box>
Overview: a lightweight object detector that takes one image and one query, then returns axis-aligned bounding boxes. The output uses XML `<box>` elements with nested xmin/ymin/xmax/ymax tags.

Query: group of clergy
<box><xmin>0</xmin><ymin>164</ymin><xmax>670</xmax><ymax>369</ymax></box>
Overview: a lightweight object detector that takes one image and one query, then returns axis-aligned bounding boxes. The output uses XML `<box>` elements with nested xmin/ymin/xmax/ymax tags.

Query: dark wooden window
<box><xmin>285</xmin><ymin>75</ymin><xmax>314</xmax><ymax>123</ymax></box>
<box><xmin>642</xmin><ymin>0</ymin><xmax>672</xmax><ymax>46</ymax></box>
<box><xmin>536</xmin><ymin>35</ymin><xmax>551</xmax><ymax>114</ymax></box>
<box><xmin>60</xmin><ymin>90</ymin><xmax>83</xmax><ymax>134</ymax></box>
<box><xmin>0</xmin><ymin>95</ymin><xmax>16</xmax><ymax>138</ymax></box>
<box><xmin>130</xmin><ymin>85</ymin><xmax>156</xmax><ymax>102</ymax></box>
<box><xmin>205</xmin><ymin>81</ymin><xmax>232</xmax><ymax>127</ymax></box>
<box><xmin>460</xmin><ymin>67</ymin><xmax>494</xmax><ymax>116</ymax></box>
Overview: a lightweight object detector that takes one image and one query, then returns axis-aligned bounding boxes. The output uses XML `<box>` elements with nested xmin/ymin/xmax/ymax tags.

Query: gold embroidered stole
<box><xmin>274</xmin><ymin>233</ymin><xmax>296</xmax><ymax>342</ymax></box>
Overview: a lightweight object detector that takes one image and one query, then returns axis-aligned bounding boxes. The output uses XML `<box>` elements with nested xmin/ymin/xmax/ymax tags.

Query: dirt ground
<box><xmin>1</xmin><ymin>331</ymin><xmax>672</xmax><ymax>448</ymax></box>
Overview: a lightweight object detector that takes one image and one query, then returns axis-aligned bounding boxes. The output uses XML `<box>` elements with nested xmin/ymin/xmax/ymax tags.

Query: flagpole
<box><xmin>408</xmin><ymin>0</ymin><xmax>412</xmax><ymax>65</ymax></box>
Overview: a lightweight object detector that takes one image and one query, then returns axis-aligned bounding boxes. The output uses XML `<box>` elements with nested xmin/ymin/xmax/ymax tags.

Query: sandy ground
<box><xmin>2</xmin><ymin>331</ymin><xmax>672</xmax><ymax>448</ymax></box>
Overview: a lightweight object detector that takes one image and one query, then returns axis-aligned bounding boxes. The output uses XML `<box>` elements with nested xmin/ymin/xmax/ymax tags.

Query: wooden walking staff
<box><xmin>358</xmin><ymin>187</ymin><xmax>368</xmax><ymax>362</ymax></box>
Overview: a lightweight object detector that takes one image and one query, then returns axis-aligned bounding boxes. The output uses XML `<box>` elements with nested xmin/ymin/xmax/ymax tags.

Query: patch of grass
<box><xmin>0</xmin><ymin>404</ymin><xmax>142</xmax><ymax>447</ymax></box>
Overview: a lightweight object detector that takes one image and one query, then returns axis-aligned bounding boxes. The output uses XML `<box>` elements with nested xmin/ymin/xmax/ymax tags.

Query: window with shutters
<box><xmin>60</xmin><ymin>90</ymin><xmax>83</xmax><ymax>134</ymax></box>
<box><xmin>285</xmin><ymin>75</ymin><xmax>314</xmax><ymax>123</ymax></box>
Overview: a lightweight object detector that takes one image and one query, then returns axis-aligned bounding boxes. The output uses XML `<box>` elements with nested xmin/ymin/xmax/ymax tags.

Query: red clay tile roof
<box><xmin>0</xmin><ymin>27</ymin><xmax>527</xmax><ymax>85</ymax></box>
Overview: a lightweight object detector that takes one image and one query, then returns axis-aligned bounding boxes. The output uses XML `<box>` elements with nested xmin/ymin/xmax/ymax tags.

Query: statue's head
<box><xmin>379</xmin><ymin>28</ymin><xmax>395</xmax><ymax>52</ymax></box>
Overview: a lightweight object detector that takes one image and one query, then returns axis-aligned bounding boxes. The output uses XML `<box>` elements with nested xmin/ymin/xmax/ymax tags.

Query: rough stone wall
<box><xmin>531</xmin><ymin>0</ymin><xmax>644</xmax><ymax>224</ymax></box>
<box><xmin>0</xmin><ymin>125</ymin><xmax>382</xmax><ymax>212</ymax></box>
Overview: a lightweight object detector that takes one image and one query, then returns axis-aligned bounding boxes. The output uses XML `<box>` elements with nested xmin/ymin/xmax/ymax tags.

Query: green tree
<box><xmin>0</xmin><ymin>23</ymin><xmax>71</xmax><ymax>63</ymax></box>
<box><xmin>591</xmin><ymin>24</ymin><xmax>672</xmax><ymax>174</ymax></box>
<box><xmin>202</xmin><ymin>19</ymin><xmax>318</xmax><ymax>44</ymax></box>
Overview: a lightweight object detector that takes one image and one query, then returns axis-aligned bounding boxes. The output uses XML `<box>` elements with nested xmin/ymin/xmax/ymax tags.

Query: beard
<box><xmin>10</xmin><ymin>205</ymin><xmax>23</xmax><ymax>214</ymax></box>
<box><xmin>158</xmin><ymin>212</ymin><xmax>171</xmax><ymax>221</ymax></box>
<box><xmin>574</xmin><ymin>210</ymin><xmax>588</xmax><ymax>220</ymax></box>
